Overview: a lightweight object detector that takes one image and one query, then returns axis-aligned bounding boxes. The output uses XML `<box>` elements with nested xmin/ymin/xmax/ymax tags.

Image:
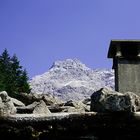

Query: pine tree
<box><xmin>0</xmin><ymin>62</ymin><xmax>5</xmax><ymax>91</ymax></box>
<box><xmin>18</xmin><ymin>69</ymin><xmax>30</xmax><ymax>93</ymax></box>
<box><xmin>0</xmin><ymin>49</ymin><xmax>30</xmax><ymax>96</ymax></box>
<box><xmin>10</xmin><ymin>54</ymin><xmax>22</xmax><ymax>93</ymax></box>
<box><xmin>0</xmin><ymin>49</ymin><xmax>11</xmax><ymax>92</ymax></box>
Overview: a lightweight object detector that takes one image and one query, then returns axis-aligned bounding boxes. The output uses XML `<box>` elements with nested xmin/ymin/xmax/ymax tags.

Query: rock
<box><xmin>65</xmin><ymin>100</ymin><xmax>85</xmax><ymax>109</ymax></box>
<box><xmin>16</xmin><ymin>102</ymin><xmax>39</xmax><ymax>114</ymax></box>
<box><xmin>10</xmin><ymin>97</ymin><xmax>25</xmax><ymax>107</ymax></box>
<box><xmin>90</xmin><ymin>88</ymin><xmax>140</xmax><ymax>112</ymax></box>
<box><xmin>125</xmin><ymin>92</ymin><xmax>140</xmax><ymax>112</ymax></box>
<box><xmin>42</xmin><ymin>94</ymin><xmax>63</xmax><ymax>105</ymax></box>
<box><xmin>30</xmin><ymin>59</ymin><xmax>114</xmax><ymax>101</ymax></box>
<box><xmin>17</xmin><ymin>101</ymin><xmax>52</xmax><ymax>114</ymax></box>
<box><xmin>64</xmin><ymin>100</ymin><xmax>79</xmax><ymax>107</ymax></box>
<box><xmin>82</xmin><ymin>98</ymin><xmax>91</xmax><ymax>106</ymax></box>
<box><xmin>64</xmin><ymin>100</ymin><xmax>90</xmax><ymax>112</ymax></box>
<box><xmin>0</xmin><ymin>91</ymin><xmax>8</xmax><ymax>101</ymax></box>
<box><xmin>0</xmin><ymin>91</ymin><xmax>16</xmax><ymax>116</ymax></box>
<box><xmin>13</xmin><ymin>92</ymin><xmax>33</xmax><ymax>105</ymax></box>
<box><xmin>48</xmin><ymin>105</ymin><xmax>69</xmax><ymax>113</ymax></box>
<box><xmin>14</xmin><ymin>92</ymin><xmax>63</xmax><ymax>106</ymax></box>
<box><xmin>33</xmin><ymin>100</ymin><xmax>51</xmax><ymax>115</ymax></box>
<box><xmin>16</xmin><ymin>106</ymin><xmax>34</xmax><ymax>114</ymax></box>
<box><xmin>62</xmin><ymin>106</ymin><xmax>85</xmax><ymax>113</ymax></box>
<box><xmin>26</xmin><ymin>101</ymin><xmax>39</xmax><ymax>109</ymax></box>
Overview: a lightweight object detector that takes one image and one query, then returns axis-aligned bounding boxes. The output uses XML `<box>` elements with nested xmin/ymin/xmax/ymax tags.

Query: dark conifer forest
<box><xmin>0</xmin><ymin>49</ymin><xmax>30</xmax><ymax>97</ymax></box>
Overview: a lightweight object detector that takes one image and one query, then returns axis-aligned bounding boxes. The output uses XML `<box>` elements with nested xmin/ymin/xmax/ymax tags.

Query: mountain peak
<box><xmin>30</xmin><ymin>59</ymin><xmax>114</xmax><ymax>101</ymax></box>
<box><xmin>50</xmin><ymin>59</ymin><xmax>90</xmax><ymax>71</ymax></box>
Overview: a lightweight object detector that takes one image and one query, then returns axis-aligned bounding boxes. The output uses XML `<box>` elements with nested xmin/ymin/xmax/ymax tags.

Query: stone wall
<box><xmin>115</xmin><ymin>58</ymin><xmax>140</xmax><ymax>95</ymax></box>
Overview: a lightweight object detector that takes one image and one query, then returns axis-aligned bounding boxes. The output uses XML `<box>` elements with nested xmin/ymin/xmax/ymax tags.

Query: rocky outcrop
<box><xmin>0</xmin><ymin>91</ymin><xmax>16</xmax><ymax>116</ymax></box>
<box><xmin>2</xmin><ymin>88</ymin><xmax>140</xmax><ymax>139</ymax></box>
<box><xmin>90</xmin><ymin>88</ymin><xmax>140</xmax><ymax>112</ymax></box>
<box><xmin>30</xmin><ymin>59</ymin><xmax>114</xmax><ymax>101</ymax></box>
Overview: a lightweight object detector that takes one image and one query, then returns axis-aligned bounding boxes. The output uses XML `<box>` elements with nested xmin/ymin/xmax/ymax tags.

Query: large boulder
<box><xmin>90</xmin><ymin>88</ymin><xmax>140</xmax><ymax>112</ymax></box>
<box><xmin>0</xmin><ymin>91</ymin><xmax>16</xmax><ymax>116</ymax></box>
<box><xmin>33</xmin><ymin>100</ymin><xmax>51</xmax><ymax>115</ymax></box>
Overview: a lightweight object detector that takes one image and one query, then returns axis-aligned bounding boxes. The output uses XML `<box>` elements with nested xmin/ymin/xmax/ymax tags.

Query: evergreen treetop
<box><xmin>0</xmin><ymin>49</ymin><xmax>30</xmax><ymax>96</ymax></box>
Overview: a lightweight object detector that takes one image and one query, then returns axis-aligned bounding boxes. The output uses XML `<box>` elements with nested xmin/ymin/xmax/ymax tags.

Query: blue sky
<box><xmin>1</xmin><ymin>0</ymin><xmax>140</xmax><ymax>78</ymax></box>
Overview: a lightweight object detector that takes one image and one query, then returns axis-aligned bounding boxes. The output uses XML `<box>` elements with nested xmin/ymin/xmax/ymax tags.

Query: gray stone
<box><xmin>26</xmin><ymin>101</ymin><xmax>39</xmax><ymax>109</ymax></box>
<box><xmin>114</xmin><ymin>59</ymin><xmax>140</xmax><ymax>95</ymax></box>
<box><xmin>125</xmin><ymin>92</ymin><xmax>140</xmax><ymax>112</ymax></box>
<box><xmin>16</xmin><ymin>102</ymin><xmax>39</xmax><ymax>114</ymax></box>
<box><xmin>90</xmin><ymin>88</ymin><xmax>140</xmax><ymax>112</ymax></box>
<box><xmin>0</xmin><ymin>91</ymin><xmax>16</xmax><ymax>116</ymax></box>
<box><xmin>0</xmin><ymin>91</ymin><xmax>9</xmax><ymax>101</ymax></box>
<box><xmin>42</xmin><ymin>94</ymin><xmax>63</xmax><ymax>105</ymax></box>
<box><xmin>14</xmin><ymin>92</ymin><xmax>63</xmax><ymax>106</ymax></box>
<box><xmin>63</xmin><ymin>100</ymin><xmax>90</xmax><ymax>112</ymax></box>
<box><xmin>10</xmin><ymin>97</ymin><xmax>25</xmax><ymax>107</ymax></box>
<box><xmin>33</xmin><ymin>100</ymin><xmax>51</xmax><ymax>115</ymax></box>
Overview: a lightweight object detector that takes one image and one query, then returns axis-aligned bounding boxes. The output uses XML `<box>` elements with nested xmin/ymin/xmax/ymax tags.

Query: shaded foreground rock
<box><xmin>1</xmin><ymin>112</ymin><xmax>140</xmax><ymax>140</ymax></box>
<box><xmin>90</xmin><ymin>88</ymin><xmax>140</xmax><ymax>112</ymax></box>
<box><xmin>1</xmin><ymin>88</ymin><xmax>140</xmax><ymax>139</ymax></box>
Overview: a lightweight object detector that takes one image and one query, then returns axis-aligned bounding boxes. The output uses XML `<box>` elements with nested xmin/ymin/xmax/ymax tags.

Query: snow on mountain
<box><xmin>30</xmin><ymin>59</ymin><xmax>114</xmax><ymax>101</ymax></box>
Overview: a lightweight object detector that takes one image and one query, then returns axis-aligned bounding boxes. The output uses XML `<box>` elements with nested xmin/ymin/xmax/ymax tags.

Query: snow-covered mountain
<box><xmin>30</xmin><ymin>59</ymin><xmax>114</xmax><ymax>101</ymax></box>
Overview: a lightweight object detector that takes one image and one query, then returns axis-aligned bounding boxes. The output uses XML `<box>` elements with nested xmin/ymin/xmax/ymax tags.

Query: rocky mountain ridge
<box><xmin>30</xmin><ymin>59</ymin><xmax>114</xmax><ymax>101</ymax></box>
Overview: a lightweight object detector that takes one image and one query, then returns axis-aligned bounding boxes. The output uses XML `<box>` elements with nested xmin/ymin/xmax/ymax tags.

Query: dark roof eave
<box><xmin>108</xmin><ymin>40</ymin><xmax>140</xmax><ymax>58</ymax></box>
